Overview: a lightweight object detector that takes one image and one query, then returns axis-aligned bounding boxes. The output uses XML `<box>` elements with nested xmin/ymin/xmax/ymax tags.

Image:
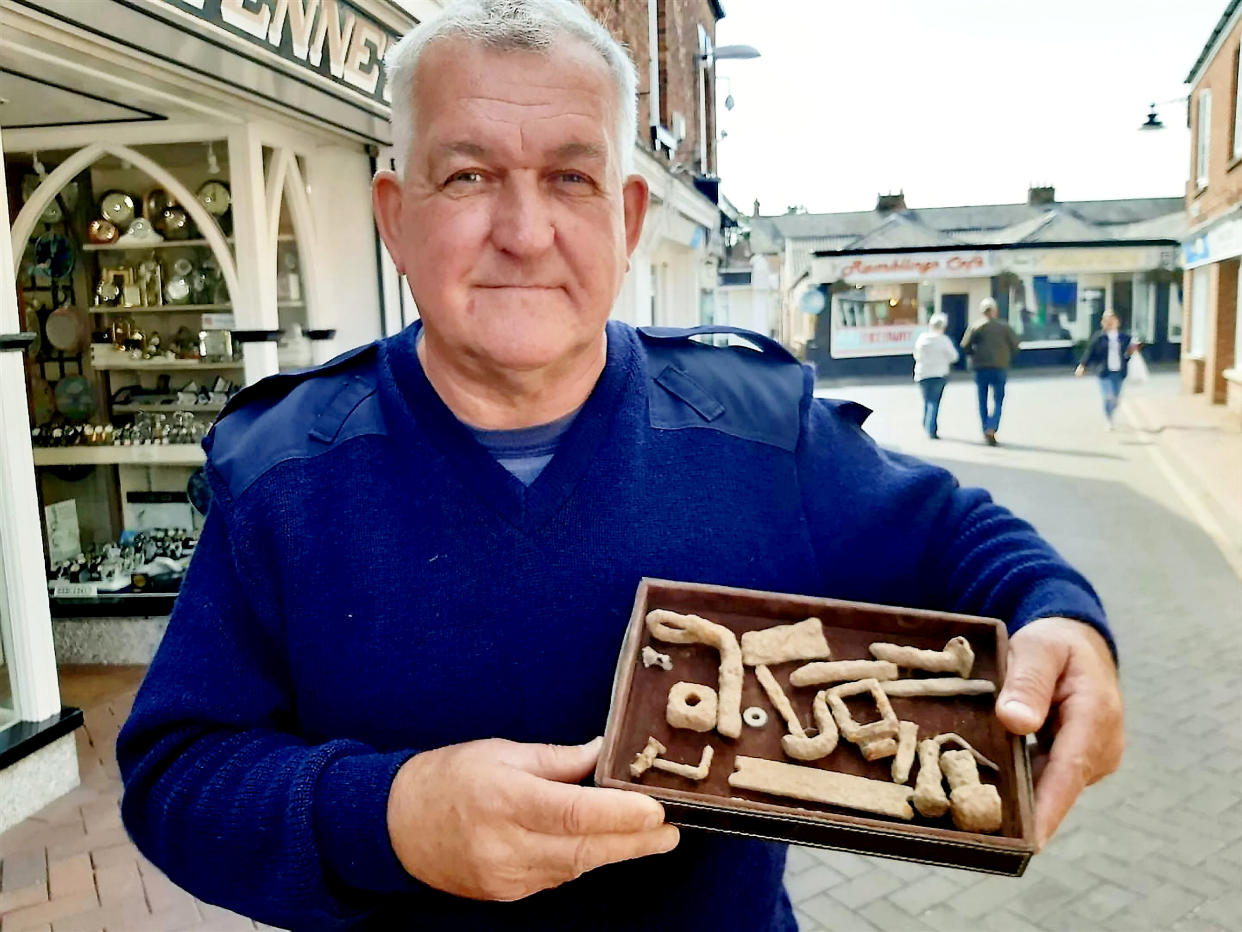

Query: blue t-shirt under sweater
<box><xmin>117</xmin><ymin>321</ymin><xmax>1111</xmax><ymax>930</ymax></box>
<box><xmin>468</xmin><ymin>407</ymin><xmax>579</xmax><ymax>486</ymax></box>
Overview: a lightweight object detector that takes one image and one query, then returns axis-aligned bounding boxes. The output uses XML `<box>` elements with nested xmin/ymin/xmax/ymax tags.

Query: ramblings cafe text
<box><xmin>840</xmin><ymin>254</ymin><xmax>988</xmax><ymax>279</ymax></box>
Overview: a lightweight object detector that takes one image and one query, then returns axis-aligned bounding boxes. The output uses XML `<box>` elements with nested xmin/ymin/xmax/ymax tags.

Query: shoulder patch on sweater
<box><xmin>637</xmin><ymin>325</ymin><xmax>807</xmax><ymax>451</ymax></box>
<box><xmin>205</xmin><ymin>342</ymin><xmax>386</xmax><ymax>497</ymax></box>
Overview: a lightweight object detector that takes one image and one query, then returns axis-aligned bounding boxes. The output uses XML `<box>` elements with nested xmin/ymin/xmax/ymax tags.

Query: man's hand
<box><xmin>995</xmin><ymin>617</ymin><xmax>1123</xmax><ymax>849</ymax></box>
<box><xmin>1074</xmin><ymin>365</ymin><xmax>1086</xmax><ymax>377</ymax></box>
<box><xmin>387</xmin><ymin>737</ymin><xmax>679</xmax><ymax>901</ymax></box>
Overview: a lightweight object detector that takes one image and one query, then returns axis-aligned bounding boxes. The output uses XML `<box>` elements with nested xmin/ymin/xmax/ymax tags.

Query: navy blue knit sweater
<box><xmin>117</xmin><ymin>321</ymin><xmax>1110</xmax><ymax>930</ymax></box>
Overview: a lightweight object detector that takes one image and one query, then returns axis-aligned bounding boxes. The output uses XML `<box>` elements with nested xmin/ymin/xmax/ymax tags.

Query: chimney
<box><xmin>1028</xmin><ymin>185</ymin><xmax>1056</xmax><ymax>206</ymax></box>
<box><xmin>876</xmin><ymin>191</ymin><xmax>907</xmax><ymax>213</ymax></box>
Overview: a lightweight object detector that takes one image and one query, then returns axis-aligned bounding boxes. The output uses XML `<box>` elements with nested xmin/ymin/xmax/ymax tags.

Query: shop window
<box><xmin>1007</xmin><ymin>275</ymin><xmax>1077</xmax><ymax>343</ymax></box>
<box><xmin>829</xmin><ymin>281</ymin><xmax>930</xmax><ymax>359</ymax></box>
<box><xmin>1132</xmin><ymin>281</ymin><xmax>1157</xmax><ymax>344</ymax></box>
<box><xmin>1197</xmin><ymin>90</ymin><xmax>1212</xmax><ymax>189</ymax></box>
<box><xmin>1190</xmin><ymin>268</ymin><xmax>1209</xmax><ymax>356</ymax></box>
<box><xmin>1168</xmin><ymin>282</ymin><xmax>1184</xmax><ymax>342</ymax></box>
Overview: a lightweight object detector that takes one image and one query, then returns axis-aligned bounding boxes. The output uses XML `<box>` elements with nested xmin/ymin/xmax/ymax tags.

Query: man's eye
<box><xmin>445</xmin><ymin>171</ymin><xmax>483</xmax><ymax>186</ymax></box>
<box><xmin>556</xmin><ymin>172</ymin><xmax>592</xmax><ymax>186</ymax></box>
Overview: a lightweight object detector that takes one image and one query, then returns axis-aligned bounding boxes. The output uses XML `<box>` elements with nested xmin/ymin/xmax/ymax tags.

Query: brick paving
<box><xmin>0</xmin><ymin>674</ymin><xmax>274</xmax><ymax>932</ymax></box>
<box><xmin>2</xmin><ymin>371</ymin><xmax>1240</xmax><ymax>931</ymax></box>
<box><xmin>785</xmin><ymin>370</ymin><xmax>1242</xmax><ymax>931</ymax></box>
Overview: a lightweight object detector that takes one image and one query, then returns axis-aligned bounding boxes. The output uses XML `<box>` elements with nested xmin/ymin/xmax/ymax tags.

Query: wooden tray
<box><xmin>595</xmin><ymin>578</ymin><xmax>1035</xmax><ymax>876</ymax></box>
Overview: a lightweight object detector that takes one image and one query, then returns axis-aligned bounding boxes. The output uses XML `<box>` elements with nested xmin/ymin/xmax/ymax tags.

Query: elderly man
<box><xmin>118</xmin><ymin>1</ymin><xmax>1123</xmax><ymax>929</ymax></box>
<box><xmin>961</xmin><ymin>297</ymin><xmax>1022</xmax><ymax>445</ymax></box>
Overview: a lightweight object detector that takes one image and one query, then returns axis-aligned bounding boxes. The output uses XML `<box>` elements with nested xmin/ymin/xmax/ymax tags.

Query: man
<box><xmin>1076</xmin><ymin>309</ymin><xmax>1140</xmax><ymax>429</ymax></box>
<box><xmin>117</xmin><ymin>2</ymin><xmax>1123</xmax><ymax>929</ymax></box>
<box><xmin>961</xmin><ymin>296</ymin><xmax>1021</xmax><ymax>445</ymax></box>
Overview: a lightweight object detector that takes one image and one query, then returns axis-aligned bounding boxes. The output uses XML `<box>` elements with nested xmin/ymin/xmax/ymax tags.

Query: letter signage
<box><xmin>165</xmin><ymin>0</ymin><xmax>402</xmax><ymax>105</ymax></box>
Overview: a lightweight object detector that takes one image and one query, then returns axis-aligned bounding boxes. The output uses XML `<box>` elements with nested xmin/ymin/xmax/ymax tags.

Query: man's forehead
<box><xmin>413</xmin><ymin>36</ymin><xmax>614</xmax><ymax>108</ymax></box>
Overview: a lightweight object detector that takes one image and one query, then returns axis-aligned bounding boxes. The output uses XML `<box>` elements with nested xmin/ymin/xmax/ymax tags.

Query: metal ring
<box><xmin>743</xmin><ymin>706</ymin><xmax>768</xmax><ymax>728</ymax></box>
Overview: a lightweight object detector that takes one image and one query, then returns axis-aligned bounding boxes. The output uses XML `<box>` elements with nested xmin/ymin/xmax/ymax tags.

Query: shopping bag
<box><xmin>1128</xmin><ymin>348</ymin><xmax>1149</xmax><ymax>385</ymax></box>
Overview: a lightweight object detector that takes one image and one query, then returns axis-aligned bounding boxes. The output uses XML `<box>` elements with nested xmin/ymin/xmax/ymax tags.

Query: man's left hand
<box><xmin>995</xmin><ymin>617</ymin><xmax>1124</xmax><ymax>848</ymax></box>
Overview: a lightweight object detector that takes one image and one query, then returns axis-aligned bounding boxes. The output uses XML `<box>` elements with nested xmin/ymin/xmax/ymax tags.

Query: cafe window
<box><xmin>1005</xmin><ymin>275</ymin><xmax>1079</xmax><ymax>343</ymax></box>
<box><xmin>1190</xmin><ymin>268</ymin><xmax>1209</xmax><ymax>356</ymax></box>
<box><xmin>830</xmin><ymin>281</ymin><xmax>933</xmax><ymax>358</ymax></box>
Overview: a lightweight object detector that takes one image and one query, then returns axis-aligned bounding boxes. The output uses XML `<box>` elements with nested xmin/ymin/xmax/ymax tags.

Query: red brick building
<box><xmin>1183</xmin><ymin>1</ymin><xmax>1242</xmax><ymax>417</ymax></box>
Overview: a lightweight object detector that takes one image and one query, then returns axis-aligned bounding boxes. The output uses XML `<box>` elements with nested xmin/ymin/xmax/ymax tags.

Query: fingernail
<box><xmin>1003</xmin><ymin>699</ymin><xmax>1035</xmax><ymax>721</ymax></box>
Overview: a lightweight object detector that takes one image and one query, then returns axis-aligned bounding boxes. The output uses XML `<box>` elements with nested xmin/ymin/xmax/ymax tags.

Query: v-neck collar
<box><xmin>376</xmin><ymin>320</ymin><xmax>640</xmax><ymax>531</ymax></box>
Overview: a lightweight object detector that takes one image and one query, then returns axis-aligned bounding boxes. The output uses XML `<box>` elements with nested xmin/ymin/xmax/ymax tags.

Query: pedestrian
<box><xmin>1076</xmin><ymin>310</ymin><xmax>1140</xmax><ymax>430</ymax></box>
<box><xmin>961</xmin><ymin>296</ymin><xmax>1021</xmax><ymax>446</ymax></box>
<box><xmin>912</xmin><ymin>312</ymin><xmax>959</xmax><ymax>439</ymax></box>
<box><xmin>116</xmin><ymin>2</ymin><xmax>1123</xmax><ymax>929</ymax></box>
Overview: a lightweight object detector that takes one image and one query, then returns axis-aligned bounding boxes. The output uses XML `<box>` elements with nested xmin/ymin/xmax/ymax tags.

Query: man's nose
<box><xmin>490</xmin><ymin>176</ymin><xmax>555</xmax><ymax>257</ymax></box>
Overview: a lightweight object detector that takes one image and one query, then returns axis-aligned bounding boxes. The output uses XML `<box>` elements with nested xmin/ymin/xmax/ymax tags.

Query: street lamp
<box><xmin>1139</xmin><ymin>97</ymin><xmax>1188</xmax><ymax>131</ymax></box>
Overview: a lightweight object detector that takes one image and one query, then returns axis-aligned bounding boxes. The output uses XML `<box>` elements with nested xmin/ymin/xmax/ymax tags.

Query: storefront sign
<box><xmin>815</xmin><ymin>251</ymin><xmax>992</xmax><ymax>284</ymax></box>
<box><xmin>1182</xmin><ymin>216</ymin><xmax>1242</xmax><ymax>269</ymax></box>
<box><xmin>165</xmin><ymin>0</ymin><xmax>400</xmax><ymax>103</ymax></box>
<box><xmin>831</xmin><ymin>324</ymin><xmax>924</xmax><ymax>358</ymax></box>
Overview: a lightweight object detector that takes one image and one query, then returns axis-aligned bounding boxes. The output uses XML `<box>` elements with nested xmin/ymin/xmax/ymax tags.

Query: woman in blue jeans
<box><xmin>1076</xmin><ymin>310</ymin><xmax>1140</xmax><ymax>429</ymax></box>
<box><xmin>912</xmin><ymin>313</ymin><xmax>960</xmax><ymax>438</ymax></box>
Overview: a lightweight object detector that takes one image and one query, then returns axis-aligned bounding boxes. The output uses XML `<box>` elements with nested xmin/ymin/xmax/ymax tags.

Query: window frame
<box><xmin>1197</xmin><ymin>89</ymin><xmax>1212</xmax><ymax>190</ymax></box>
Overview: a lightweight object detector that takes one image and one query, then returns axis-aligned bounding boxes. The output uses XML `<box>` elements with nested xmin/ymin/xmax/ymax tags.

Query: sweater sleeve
<box><xmin>116</xmin><ymin>475</ymin><xmax>424</xmax><ymax>928</ymax></box>
<box><xmin>797</xmin><ymin>398</ymin><xmax>1115</xmax><ymax>657</ymax></box>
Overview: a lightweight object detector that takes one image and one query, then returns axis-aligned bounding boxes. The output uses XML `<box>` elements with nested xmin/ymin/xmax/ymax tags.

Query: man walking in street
<box><xmin>961</xmin><ymin>297</ymin><xmax>1021</xmax><ymax>445</ymax></box>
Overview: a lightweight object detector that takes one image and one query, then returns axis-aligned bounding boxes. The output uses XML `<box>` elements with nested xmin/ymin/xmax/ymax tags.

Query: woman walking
<box><xmin>913</xmin><ymin>313</ymin><xmax>960</xmax><ymax>439</ymax></box>
<box><xmin>1076</xmin><ymin>310</ymin><xmax>1140</xmax><ymax>429</ymax></box>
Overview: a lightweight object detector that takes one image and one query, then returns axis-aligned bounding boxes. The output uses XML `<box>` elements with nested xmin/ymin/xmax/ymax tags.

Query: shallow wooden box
<box><xmin>595</xmin><ymin>578</ymin><xmax>1035</xmax><ymax>876</ymax></box>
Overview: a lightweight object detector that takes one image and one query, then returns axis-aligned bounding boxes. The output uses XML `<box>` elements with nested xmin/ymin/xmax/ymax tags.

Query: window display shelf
<box><xmin>33</xmin><ymin>446</ymin><xmax>206</xmax><ymax>467</ymax></box>
<box><xmin>89</xmin><ymin>304</ymin><xmax>232</xmax><ymax>314</ymax></box>
<box><xmin>111</xmin><ymin>403</ymin><xmax>225</xmax><ymax>415</ymax></box>
<box><xmin>90</xmin><ymin>347</ymin><xmax>243</xmax><ymax>371</ymax></box>
<box><xmin>83</xmin><ymin>234</ymin><xmax>294</xmax><ymax>252</ymax></box>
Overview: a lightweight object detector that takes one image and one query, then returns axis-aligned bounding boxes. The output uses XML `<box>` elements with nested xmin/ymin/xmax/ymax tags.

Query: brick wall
<box><xmin>1188</xmin><ymin>17</ymin><xmax>1242</xmax><ymax>223</ymax></box>
<box><xmin>580</xmin><ymin>0</ymin><xmax>718</xmax><ymax>172</ymax></box>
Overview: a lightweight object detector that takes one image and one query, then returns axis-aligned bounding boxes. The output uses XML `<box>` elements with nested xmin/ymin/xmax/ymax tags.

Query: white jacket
<box><xmin>913</xmin><ymin>331</ymin><xmax>959</xmax><ymax>381</ymax></box>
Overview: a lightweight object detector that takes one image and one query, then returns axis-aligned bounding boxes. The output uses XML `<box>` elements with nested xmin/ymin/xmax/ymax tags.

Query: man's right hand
<box><xmin>386</xmin><ymin>737</ymin><xmax>680</xmax><ymax>901</ymax></box>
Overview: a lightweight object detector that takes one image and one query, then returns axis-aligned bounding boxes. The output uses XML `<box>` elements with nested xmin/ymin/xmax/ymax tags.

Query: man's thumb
<box><xmin>996</xmin><ymin>635</ymin><xmax>1061</xmax><ymax>736</ymax></box>
<box><xmin>510</xmin><ymin>736</ymin><xmax>604</xmax><ymax>782</ymax></box>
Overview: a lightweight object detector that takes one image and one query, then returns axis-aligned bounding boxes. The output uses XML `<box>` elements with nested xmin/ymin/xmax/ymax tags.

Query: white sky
<box><xmin>715</xmin><ymin>0</ymin><xmax>1225</xmax><ymax>214</ymax></box>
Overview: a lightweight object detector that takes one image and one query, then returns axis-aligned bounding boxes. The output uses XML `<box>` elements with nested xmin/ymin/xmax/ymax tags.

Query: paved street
<box><xmin>785</xmin><ymin>369</ymin><xmax>1242</xmax><ymax>932</ymax></box>
<box><xmin>1</xmin><ymin>370</ymin><xmax>1239</xmax><ymax>931</ymax></box>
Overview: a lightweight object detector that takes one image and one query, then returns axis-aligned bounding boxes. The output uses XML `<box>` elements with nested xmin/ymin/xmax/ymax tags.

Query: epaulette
<box><xmin>204</xmin><ymin>341</ymin><xmax>385</xmax><ymax>498</ymax></box>
<box><xmin>637</xmin><ymin>325</ymin><xmax>809</xmax><ymax>452</ymax></box>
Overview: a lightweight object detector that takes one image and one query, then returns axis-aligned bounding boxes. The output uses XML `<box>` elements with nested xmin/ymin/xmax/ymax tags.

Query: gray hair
<box><xmin>928</xmin><ymin>313</ymin><xmax>948</xmax><ymax>333</ymax></box>
<box><xmin>979</xmin><ymin>297</ymin><xmax>998</xmax><ymax>316</ymax></box>
<box><xmin>384</xmin><ymin>0</ymin><xmax>638</xmax><ymax>179</ymax></box>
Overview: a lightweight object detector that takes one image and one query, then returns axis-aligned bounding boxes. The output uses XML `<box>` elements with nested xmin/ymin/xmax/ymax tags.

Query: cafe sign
<box><xmin>814</xmin><ymin>251</ymin><xmax>994</xmax><ymax>285</ymax></box>
<box><xmin>165</xmin><ymin>0</ymin><xmax>402</xmax><ymax>104</ymax></box>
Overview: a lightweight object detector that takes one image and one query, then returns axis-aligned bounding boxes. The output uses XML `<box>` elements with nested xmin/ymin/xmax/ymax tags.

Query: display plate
<box><xmin>595</xmin><ymin>578</ymin><xmax>1035</xmax><ymax>876</ymax></box>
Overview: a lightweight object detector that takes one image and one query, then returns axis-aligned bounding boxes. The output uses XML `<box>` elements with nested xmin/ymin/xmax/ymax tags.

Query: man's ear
<box><xmin>622</xmin><ymin>174</ymin><xmax>650</xmax><ymax>257</ymax></box>
<box><xmin>372</xmin><ymin>170</ymin><xmax>406</xmax><ymax>273</ymax></box>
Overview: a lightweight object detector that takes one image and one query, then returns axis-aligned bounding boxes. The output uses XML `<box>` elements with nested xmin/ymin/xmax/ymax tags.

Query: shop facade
<box><xmin>809</xmin><ymin>241</ymin><xmax>1184</xmax><ymax>378</ymax></box>
<box><xmin>0</xmin><ymin>0</ymin><xmax>441</xmax><ymax>830</ymax></box>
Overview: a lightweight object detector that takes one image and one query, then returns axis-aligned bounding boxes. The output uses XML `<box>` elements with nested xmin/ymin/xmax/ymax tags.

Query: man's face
<box><xmin>1102</xmin><ymin>313</ymin><xmax>1119</xmax><ymax>332</ymax></box>
<box><xmin>373</xmin><ymin>38</ymin><xmax>648</xmax><ymax>374</ymax></box>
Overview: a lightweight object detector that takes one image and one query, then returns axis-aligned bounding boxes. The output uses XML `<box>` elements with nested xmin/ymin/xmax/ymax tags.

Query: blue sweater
<box><xmin>117</xmin><ymin>322</ymin><xmax>1110</xmax><ymax>930</ymax></box>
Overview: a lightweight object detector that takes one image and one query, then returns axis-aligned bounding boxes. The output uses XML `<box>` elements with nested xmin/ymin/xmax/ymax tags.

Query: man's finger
<box><xmin>499</xmin><ymin>737</ymin><xmax>603</xmax><ymax>783</ymax></box>
<box><xmin>538</xmin><ymin>825</ymin><xmax>681</xmax><ymax>880</ymax></box>
<box><xmin>514</xmin><ymin>778</ymin><xmax>666</xmax><ymax>835</ymax></box>
<box><xmin>1031</xmin><ymin>700</ymin><xmax>1094</xmax><ymax>848</ymax></box>
<box><xmin>996</xmin><ymin>632</ymin><xmax>1066</xmax><ymax>736</ymax></box>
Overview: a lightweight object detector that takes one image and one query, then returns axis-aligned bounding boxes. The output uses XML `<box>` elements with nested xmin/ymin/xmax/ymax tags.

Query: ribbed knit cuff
<box><xmin>1009</xmin><ymin>579</ymin><xmax>1117</xmax><ymax>662</ymax></box>
<box><xmin>313</xmin><ymin>750</ymin><xmax>422</xmax><ymax>895</ymax></box>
